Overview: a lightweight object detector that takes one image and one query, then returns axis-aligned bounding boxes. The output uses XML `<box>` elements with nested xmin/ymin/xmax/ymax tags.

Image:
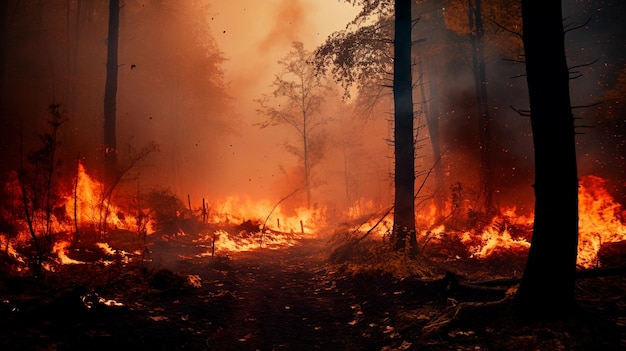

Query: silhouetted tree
<box><xmin>515</xmin><ymin>0</ymin><xmax>579</xmax><ymax>320</ymax></box>
<box><xmin>17</xmin><ymin>104</ymin><xmax>67</xmax><ymax>277</ymax></box>
<box><xmin>316</xmin><ymin>0</ymin><xmax>418</xmax><ymax>252</ymax></box>
<box><xmin>103</xmin><ymin>0</ymin><xmax>119</xmax><ymax>184</ymax></box>
<box><xmin>443</xmin><ymin>0</ymin><xmax>526</xmax><ymax>216</ymax></box>
<box><xmin>467</xmin><ymin>0</ymin><xmax>495</xmax><ymax>216</ymax></box>
<box><xmin>392</xmin><ymin>0</ymin><xmax>417</xmax><ymax>252</ymax></box>
<box><xmin>257</xmin><ymin>42</ymin><xmax>329</xmax><ymax>209</ymax></box>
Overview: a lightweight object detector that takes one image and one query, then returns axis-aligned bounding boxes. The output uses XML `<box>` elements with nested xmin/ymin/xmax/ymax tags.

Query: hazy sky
<box><xmin>201</xmin><ymin>1</ymin><xmax>359</xmax><ymax>201</ymax></box>
<box><xmin>211</xmin><ymin>0</ymin><xmax>357</xmax><ymax>97</ymax></box>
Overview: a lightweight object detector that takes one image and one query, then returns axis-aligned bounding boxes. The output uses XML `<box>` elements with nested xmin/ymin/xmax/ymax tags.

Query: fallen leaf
<box><xmin>149</xmin><ymin>316</ymin><xmax>168</xmax><ymax>321</ymax></box>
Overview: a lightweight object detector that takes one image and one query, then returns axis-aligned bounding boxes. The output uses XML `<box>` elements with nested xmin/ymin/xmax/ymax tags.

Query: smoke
<box><xmin>258</xmin><ymin>0</ymin><xmax>313</xmax><ymax>53</ymax></box>
<box><xmin>0</xmin><ymin>0</ymin><xmax>622</xmax><ymax>225</ymax></box>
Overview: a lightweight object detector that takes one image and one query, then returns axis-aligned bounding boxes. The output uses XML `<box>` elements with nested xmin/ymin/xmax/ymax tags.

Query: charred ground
<box><xmin>1</xmin><ymin>223</ymin><xmax>625</xmax><ymax>351</ymax></box>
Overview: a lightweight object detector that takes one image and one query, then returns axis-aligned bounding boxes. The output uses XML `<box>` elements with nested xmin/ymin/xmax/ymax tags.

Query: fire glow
<box><xmin>354</xmin><ymin>175</ymin><xmax>626</xmax><ymax>268</ymax></box>
<box><xmin>2</xmin><ymin>162</ymin><xmax>625</xmax><ymax>270</ymax></box>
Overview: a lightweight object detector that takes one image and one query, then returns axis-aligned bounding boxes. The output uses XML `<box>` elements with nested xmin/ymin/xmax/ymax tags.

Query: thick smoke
<box><xmin>0</xmin><ymin>0</ymin><xmax>622</xmax><ymax>223</ymax></box>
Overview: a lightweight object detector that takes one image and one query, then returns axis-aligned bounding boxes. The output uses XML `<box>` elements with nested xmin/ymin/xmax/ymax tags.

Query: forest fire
<box><xmin>0</xmin><ymin>1</ymin><xmax>623</xmax><ymax>349</ymax></box>
<box><xmin>2</xmin><ymin>160</ymin><xmax>625</xmax><ymax>271</ymax></box>
<box><xmin>0</xmin><ymin>163</ymin><xmax>333</xmax><ymax>270</ymax></box>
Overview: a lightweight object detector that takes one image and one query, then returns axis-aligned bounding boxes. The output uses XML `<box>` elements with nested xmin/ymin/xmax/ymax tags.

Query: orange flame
<box><xmin>208</xmin><ymin>195</ymin><xmax>325</xmax><ymax>234</ymax></box>
<box><xmin>67</xmin><ymin>163</ymin><xmax>150</xmax><ymax>233</ymax></box>
<box><xmin>52</xmin><ymin>240</ymin><xmax>83</xmax><ymax>265</ymax></box>
<box><xmin>577</xmin><ymin>175</ymin><xmax>626</xmax><ymax>267</ymax></box>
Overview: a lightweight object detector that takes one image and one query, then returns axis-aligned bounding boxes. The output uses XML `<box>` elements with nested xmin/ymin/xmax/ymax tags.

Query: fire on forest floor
<box><xmin>1</xmin><ymin>164</ymin><xmax>626</xmax><ymax>349</ymax></box>
<box><xmin>0</xmin><ymin>230</ymin><xmax>624</xmax><ymax>351</ymax></box>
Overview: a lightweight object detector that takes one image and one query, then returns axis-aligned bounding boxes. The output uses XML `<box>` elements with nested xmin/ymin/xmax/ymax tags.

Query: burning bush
<box><xmin>142</xmin><ymin>188</ymin><xmax>187</xmax><ymax>233</ymax></box>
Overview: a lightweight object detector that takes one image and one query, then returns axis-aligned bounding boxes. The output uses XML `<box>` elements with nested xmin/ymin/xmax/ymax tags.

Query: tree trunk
<box><xmin>103</xmin><ymin>0</ymin><xmax>119</xmax><ymax>184</ymax></box>
<box><xmin>468</xmin><ymin>0</ymin><xmax>495</xmax><ymax>216</ymax></box>
<box><xmin>392</xmin><ymin>0</ymin><xmax>417</xmax><ymax>252</ymax></box>
<box><xmin>303</xmin><ymin>110</ymin><xmax>312</xmax><ymax>209</ymax></box>
<box><xmin>515</xmin><ymin>0</ymin><xmax>579</xmax><ymax>321</ymax></box>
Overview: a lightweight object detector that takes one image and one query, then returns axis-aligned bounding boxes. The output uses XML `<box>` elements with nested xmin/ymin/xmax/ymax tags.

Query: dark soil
<box><xmin>1</xmin><ymin>237</ymin><xmax>625</xmax><ymax>351</ymax></box>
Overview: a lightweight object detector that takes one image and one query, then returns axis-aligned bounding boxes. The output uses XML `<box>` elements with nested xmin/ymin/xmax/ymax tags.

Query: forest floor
<box><xmin>1</xmin><ymin>233</ymin><xmax>625</xmax><ymax>351</ymax></box>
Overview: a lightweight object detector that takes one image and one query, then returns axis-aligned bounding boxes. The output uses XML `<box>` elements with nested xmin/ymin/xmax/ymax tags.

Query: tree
<box><xmin>514</xmin><ymin>0</ymin><xmax>579</xmax><ymax>320</ymax></box>
<box><xmin>103</xmin><ymin>0</ymin><xmax>119</xmax><ymax>184</ymax></box>
<box><xmin>315</xmin><ymin>0</ymin><xmax>418</xmax><ymax>252</ymax></box>
<box><xmin>16</xmin><ymin>104</ymin><xmax>68</xmax><ymax>277</ymax></box>
<box><xmin>257</xmin><ymin>42</ymin><xmax>329</xmax><ymax>209</ymax></box>
<box><xmin>467</xmin><ymin>0</ymin><xmax>495</xmax><ymax>216</ymax></box>
<box><xmin>392</xmin><ymin>0</ymin><xmax>417</xmax><ymax>252</ymax></box>
<box><xmin>442</xmin><ymin>0</ymin><xmax>526</xmax><ymax>218</ymax></box>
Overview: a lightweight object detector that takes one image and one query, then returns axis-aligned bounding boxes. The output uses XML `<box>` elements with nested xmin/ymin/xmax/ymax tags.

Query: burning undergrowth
<box><xmin>325</xmin><ymin>174</ymin><xmax>626</xmax><ymax>280</ymax></box>
<box><xmin>1</xmin><ymin>151</ymin><xmax>625</xmax><ymax>284</ymax></box>
<box><xmin>0</xmin><ymin>161</ymin><xmax>328</xmax><ymax>278</ymax></box>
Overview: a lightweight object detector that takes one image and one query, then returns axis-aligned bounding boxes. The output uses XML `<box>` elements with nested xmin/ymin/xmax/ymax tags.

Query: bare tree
<box><xmin>16</xmin><ymin>104</ymin><xmax>67</xmax><ymax>277</ymax></box>
<box><xmin>256</xmin><ymin>42</ymin><xmax>329</xmax><ymax>209</ymax></box>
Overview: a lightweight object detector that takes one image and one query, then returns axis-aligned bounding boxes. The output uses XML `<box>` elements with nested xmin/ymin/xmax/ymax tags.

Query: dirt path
<box><xmin>203</xmin><ymin>238</ymin><xmax>391</xmax><ymax>350</ymax></box>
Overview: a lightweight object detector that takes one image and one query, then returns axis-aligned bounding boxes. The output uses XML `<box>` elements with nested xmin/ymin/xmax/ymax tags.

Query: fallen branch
<box><xmin>259</xmin><ymin>187</ymin><xmax>303</xmax><ymax>246</ymax></box>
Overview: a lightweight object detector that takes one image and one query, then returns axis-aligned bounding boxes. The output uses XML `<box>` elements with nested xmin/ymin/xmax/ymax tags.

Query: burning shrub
<box><xmin>142</xmin><ymin>188</ymin><xmax>186</xmax><ymax>232</ymax></box>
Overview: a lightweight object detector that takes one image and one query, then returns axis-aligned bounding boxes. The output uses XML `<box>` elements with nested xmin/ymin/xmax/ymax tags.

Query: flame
<box><xmin>52</xmin><ymin>240</ymin><xmax>84</xmax><ymax>265</ymax></box>
<box><xmin>67</xmin><ymin>163</ymin><xmax>151</xmax><ymax>233</ymax></box>
<box><xmin>462</xmin><ymin>215</ymin><xmax>531</xmax><ymax>258</ymax></box>
<box><xmin>343</xmin><ymin>175</ymin><xmax>625</xmax><ymax>269</ymax></box>
<box><xmin>187</xmin><ymin>195</ymin><xmax>328</xmax><ymax>254</ymax></box>
<box><xmin>577</xmin><ymin>175</ymin><xmax>626</xmax><ymax>267</ymax></box>
<box><xmin>443</xmin><ymin>175</ymin><xmax>626</xmax><ymax>268</ymax></box>
<box><xmin>1</xmin><ymin>238</ymin><xmax>26</xmax><ymax>266</ymax></box>
<box><xmin>208</xmin><ymin>195</ymin><xmax>325</xmax><ymax>234</ymax></box>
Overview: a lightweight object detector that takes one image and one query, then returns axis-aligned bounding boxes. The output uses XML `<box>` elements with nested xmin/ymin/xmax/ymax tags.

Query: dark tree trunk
<box><xmin>515</xmin><ymin>0</ymin><xmax>579</xmax><ymax>320</ymax></box>
<box><xmin>392</xmin><ymin>0</ymin><xmax>417</xmax><ymax>252</ymax></box>
<box><xmin>103</xmin><ymin>0</ymin><xmax>119</xmax><ymax>183</ymax></box>
<box><xmin>468</xmin><ymin>0</ymin><xmax>495</xmax><ymax>216</ymax></box>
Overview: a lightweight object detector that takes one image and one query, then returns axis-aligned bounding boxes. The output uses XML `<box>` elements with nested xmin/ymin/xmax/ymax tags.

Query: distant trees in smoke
<box><xmin>0</xmin><ymin>0</ymin><xmax>232</xmax><ymax>196</ymax></box>
<box><xmin>256</xmin><ymin>42</ymin><xmax>331</xmax><ymax>209</ymax></box>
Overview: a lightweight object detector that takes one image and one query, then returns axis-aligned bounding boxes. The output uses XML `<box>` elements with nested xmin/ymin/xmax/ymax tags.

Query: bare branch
<box><xmin>569</xmin><ymin>58</ymin><xmax>599</xmax><ymax>70</ymax></box>
<box><xmin>571</xmin><ymin>101</ymin><xmax>604</xmax><ymax>109</ymax></box>
<box><xmin>510</xmin><ymin>105</ymin><xmax>531</xmax><ymax>117</ymax></box>
<box><xmin>564</xmin><ymin>17</ymin><xmax>592</xmax><ymax>34</ymax></box>
<box><xmin>488</xmin><ymin>17</ymin><xmax>522</xmax><ymax>38</ymax></box>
